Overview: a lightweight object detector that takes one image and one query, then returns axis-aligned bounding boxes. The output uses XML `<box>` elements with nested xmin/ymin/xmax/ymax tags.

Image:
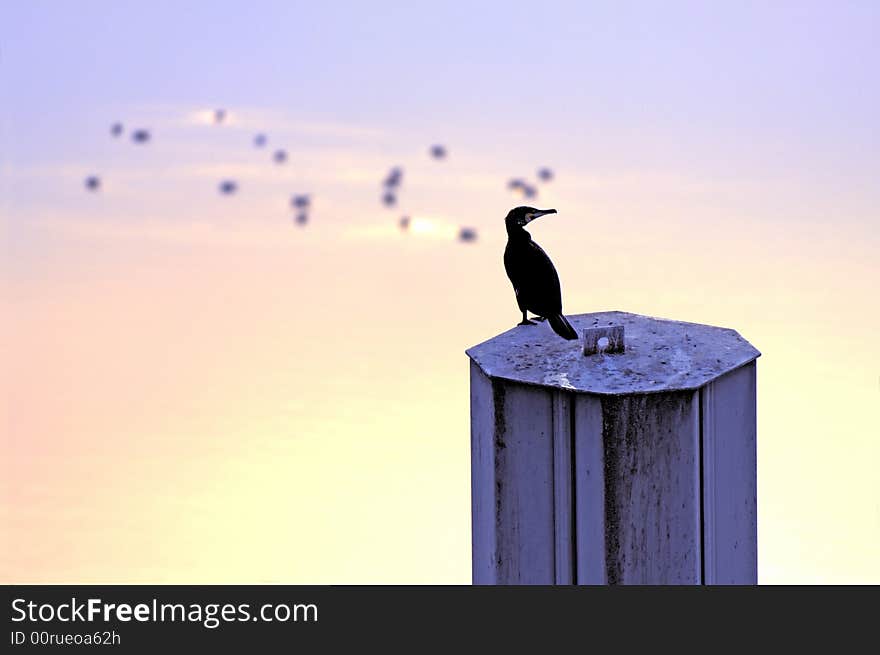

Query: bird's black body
<box><xmin>503</xmin><ymin>206</ymin><xmax>578</xmax><ymax>340</ymax></box>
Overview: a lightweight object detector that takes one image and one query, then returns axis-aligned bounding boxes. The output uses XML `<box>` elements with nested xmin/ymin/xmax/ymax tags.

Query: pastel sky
<box><xmin>2</xmin><ymin>1</ymin><xmax>878</xmax><ymax>583</ymax></box>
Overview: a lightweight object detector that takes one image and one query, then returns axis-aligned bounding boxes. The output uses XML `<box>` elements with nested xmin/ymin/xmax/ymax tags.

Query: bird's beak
<box><xmin>525</xmin><ymin>208</ymin><xmax>557</xmax><ymax>223</ymax></box>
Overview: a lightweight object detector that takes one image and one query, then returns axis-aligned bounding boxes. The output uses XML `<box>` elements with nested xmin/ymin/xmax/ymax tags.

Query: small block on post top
<box><xmin>583</xmin><ymin>325</ymin><xmax>625</xmax><ymax>355</ymax></box>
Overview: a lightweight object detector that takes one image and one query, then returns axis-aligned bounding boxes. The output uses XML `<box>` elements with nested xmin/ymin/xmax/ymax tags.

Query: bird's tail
<box><xmin>548</xmin><ymin>314</ymin><xmax>578</xmax><ymax>340</ymax></box>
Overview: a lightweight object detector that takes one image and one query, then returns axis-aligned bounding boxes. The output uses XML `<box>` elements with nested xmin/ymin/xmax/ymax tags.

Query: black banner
<box><xmin>1</xmin><ymin>585</ymin><xmax>871</xmax><ymax>651</ymax></box>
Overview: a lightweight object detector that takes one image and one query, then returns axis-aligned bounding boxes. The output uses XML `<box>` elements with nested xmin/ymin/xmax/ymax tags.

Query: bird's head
<box><xmin>505</xmin><ymin>206</ymin><xmax>557</xmax><ymax>231</ymax></box>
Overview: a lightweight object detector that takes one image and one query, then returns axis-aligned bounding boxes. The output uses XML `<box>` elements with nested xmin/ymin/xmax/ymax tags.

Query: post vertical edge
<box><xmin>700</xmin><ymin>381</ymin><xmax>715</xmax><ymax>584</ymax></box>
<box><xmin>701</xmin><ymin>361</ymin><xmax>758</xmax><ymax>584</ymax></box>
<box><xmin>494</xmin><ymin>382</ymin><xmax>555</xmax><ymax>583</ymax></box>
<box><xmin>573</xmin><ymin>394</ymin><xmax>606</xmax><ymax>583</ymax></box>
<box><xmin>552</xmin><ymin>391</ymin><xmax>573</xmax><ymax>584</ymax></box>
<box><xmin>469</xmin><ymin>360</ymin><xmax>496</xmax><ymax>584</ymax></box>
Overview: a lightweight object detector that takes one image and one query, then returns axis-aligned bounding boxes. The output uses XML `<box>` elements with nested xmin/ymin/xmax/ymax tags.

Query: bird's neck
<box><xmin>506</xmin><ymin>225</ymin><xmax>531</xmax><ymax>241</ymax></box>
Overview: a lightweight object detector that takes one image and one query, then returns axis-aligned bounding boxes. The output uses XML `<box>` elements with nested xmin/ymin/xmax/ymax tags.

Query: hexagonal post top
<box><xmin>466</xmin><ymin>310</ymin><xmax>760</xmax><ymax>395</ymax></box>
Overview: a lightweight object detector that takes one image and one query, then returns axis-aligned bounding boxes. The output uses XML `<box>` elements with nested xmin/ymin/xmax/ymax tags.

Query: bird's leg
<box><xmin>517</xmin><ymin>310</ymin><xmax>536</xmax><ymax>326</ymax></box>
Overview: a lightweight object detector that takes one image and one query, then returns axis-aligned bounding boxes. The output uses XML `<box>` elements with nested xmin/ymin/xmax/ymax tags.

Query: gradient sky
<box><xmin>2</xmin><ymin>1</ymin><xmax>879</xmax><ymax>583</ymax></box>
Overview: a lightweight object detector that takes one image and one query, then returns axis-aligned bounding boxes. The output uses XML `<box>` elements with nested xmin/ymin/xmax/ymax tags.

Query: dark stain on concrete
<box><xmin>601</xmin><ymin>391</ymin><xmax>698</xmax><ymax>584</ymax></box>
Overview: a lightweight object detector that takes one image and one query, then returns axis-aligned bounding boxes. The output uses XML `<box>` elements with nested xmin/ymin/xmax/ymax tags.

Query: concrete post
<box><xmin>466</xmin><ymin>311</ymin><xmax>760</xmax><ymax>585</ymax></box>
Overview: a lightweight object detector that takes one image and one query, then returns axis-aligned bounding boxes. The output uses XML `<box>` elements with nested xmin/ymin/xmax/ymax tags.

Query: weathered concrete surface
<box><xmin>470</xmin><ymin>362</ymin><xmax>558</xmax><ymax>584</ymax></box>
<box><xmin>598</xmin><ymin>391</ymin><xmax>701</xmax><ymax>584</ymax></box>
<box><xmin>471</xmin><ymin>377</ymin><xmax>704</xmax><ymax>584</ymax></box>
<box><xmin>466</xmin><ymin>310</ymin><xmax>760</xmax><ymax>395</ymax></box>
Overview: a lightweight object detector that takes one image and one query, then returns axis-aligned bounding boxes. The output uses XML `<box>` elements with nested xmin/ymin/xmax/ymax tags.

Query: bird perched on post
<box><xmin>503</xmin><ymin>206</ymin><xmax>578</xmax><ymax>340</ymax></box>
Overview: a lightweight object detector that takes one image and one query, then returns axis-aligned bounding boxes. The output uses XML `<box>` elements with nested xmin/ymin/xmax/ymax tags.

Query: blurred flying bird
<box><xmin>383</xmin><ymin>167</ymin><xmax>403</xmax><ymax>188</ymax></box>
<box><xmin>399</xmin><ymin>216</ymin><xmax>410</xmax><ymax>232</ymax></box>
<box><xmin>273</xmin><ymin>149</ymin><xmax>288</xmax><ymax>164</ymax></box>
<box><xmin>131</xmin><ymin>129</ymin><xmax>151</xmax><ymax>144</ymax></box>
<box><xmin>458</xmin><ymin>227</ymin><xmax>478</xmax><ymax>243</ymax></box>
<box><xmin>537</xmin><ymin>167</ymin><xmax>554</xmax><ymax>182</ymax></box>
<box><xmin>294</xmin><ymin>212</ymin><xmax>308</xmax><ymax>226</ymax></box>
<box><xmin>253</xmin><ymin>133</ymin><xmax>267</xmax><ymax>148</ymax></box>
<box><xmin>508</xmin><ymin>178</ymin><xmax>537</xmax><ymax>198</ymax></box>
<box><xmin>214</xmin><ymin>109</ymin><xmax>226</xmax><ymax>124</ymax></box>
<box><xmin>291</xmin><ymin>194</ymin><xmax>310</xmax><ymax>210</ymax></box>
<box><xmin>430</xmin><ymin>144</ymin><xmax>447</xmax><ymax>160</ymax></box>
<box><xmin>110</xmin><ymin>123</ymin><xmax>123</xmax><ymax>138</ymax></box>
<box><xmin>84</xmin><ymin>175</ymin><xmax>101</xmax><ymax>191</ymax></box>
<box><xmin>219</xmin><ymin>180</ymin><xmax>238</xmax><ymax>195</ymax></box>
<box><xmin>503</xmin><ymin>206</ymin><xmax>577</xmax><ymax>340</ymax></box>
<box><xmin>382</xmin><ymin>191</ymin><xmax>396</xmax><ymax>207</ymax></box>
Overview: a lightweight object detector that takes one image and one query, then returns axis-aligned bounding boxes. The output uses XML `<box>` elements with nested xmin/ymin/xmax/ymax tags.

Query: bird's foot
<box><xmin>532</xmin><ymin>316</ymin><xmax>547</xmax><ymax>322</ymax></box>
<box><xmin>517</xmin><ymin>319</ymin><xmax>537</xmax><ymax>326</ymax></box>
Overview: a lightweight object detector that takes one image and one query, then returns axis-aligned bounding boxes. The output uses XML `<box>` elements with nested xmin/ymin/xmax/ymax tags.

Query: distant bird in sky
<box><xmin>382</xmin><ymin>191</ymin><xmax>396</xmax><ymax>207</ymax></box>
<box><xmin>253</xmin><ymin>133</ymin><xmax>267</xmax><ymax>148</ymax></box>
<box><xmin>503</xmin><ymin>206</ymin><xmax>577</xmax><ymax>340</ymax></box>
<box><xmin>430</xmin><ymin>144</ymin><xmax>447</xmax><ymax>160</ymax></box>
<box><xmin>84</xmin><ymin>175</ymin><xmax>101</xmax><ymax>191</ymax></box>
<box><xmin>294</xmin><ymin>212</ymin><xmax>308</xmax><ymax>226</ymax></box>
<box><xmin>291</xmin><ymin>194</ymin><xmax>310</xmax><ymax>210</ymax></box>
<box><xmin>459</xmin><ymin>227</ymin><xmax>478</xmax><ymax>243</ymax></box>
<box><xmin>110</xmin><ymin>123</ymin><xmax>123</xmax><ymax>138</ymax></box>
<box><xmin>214</xmin><ymin>109</ymin><xmax>226</xmax><ymax>124</ymax></box>
<box><xmin>399</xmin><ymin>215</ymin><xmax>410</xmax><ymax>232</ymax></box>
<box><xmin>507</xmin><ymin>178</ymin><xmax>538</xmax><ymax>198</ymax></box>
<box><xmin>273</xmin><ymin>149</ymin><xmax>288</xmax><ymax>164</ymax></box>
<box><xmin>383</xmin><ymin>167</ymin><xmax>403</xmax><ymax>188</ymax></box>
<box><xmin>131</xmin><ymin>129</ymin><xmax>151</xmax><ymax>144</ymax></box>
<box><xmin>219</xmin><ymin>180</ymin><xmax>238</xmax><ymax>195</ymax></box>
<box><xmin>537</xmin><ymin>167</ymin><xmax>554</xmax><ymax>182</ymax></box>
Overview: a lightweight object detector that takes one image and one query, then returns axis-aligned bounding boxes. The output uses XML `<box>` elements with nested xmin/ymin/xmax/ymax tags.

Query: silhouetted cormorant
<box><xmin>503</xmin><ymin>206</ymin><xmax>577</xmax><ymax>340</ymax></box>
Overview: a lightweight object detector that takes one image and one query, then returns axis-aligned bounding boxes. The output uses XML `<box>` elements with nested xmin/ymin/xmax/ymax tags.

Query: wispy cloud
<box><xmin>343</xmin><ymin>215</ymin><xmax>461</xmax><ymax>242</ymax></box>
<box><xmin>170</xmin><ymin>106</ymin><xmax>387</xmax><ymax>140</ymax></box>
